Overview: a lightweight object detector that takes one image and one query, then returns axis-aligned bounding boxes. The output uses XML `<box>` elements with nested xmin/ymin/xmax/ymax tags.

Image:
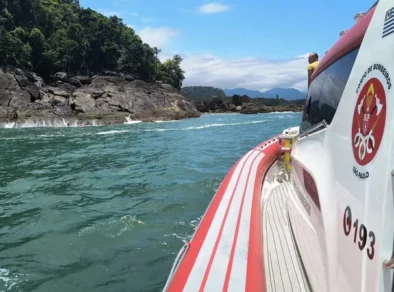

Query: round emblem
<box><xmin>352</xmin><ymin>78</ymin><xmax>386</xmax><ymax>166</ymax></box>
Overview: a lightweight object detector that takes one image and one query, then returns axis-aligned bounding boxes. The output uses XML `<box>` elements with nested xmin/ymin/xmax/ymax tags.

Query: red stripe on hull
<box><xmin>166</xmin><ymin>137</ymin><xmax>282</xmax><ymax>291</ymax></box>
<box><xmin>246</xmin><ymin>141</ymin><xmax>280</xmax><ymax>292</ymax></box>
<box><xmin>223</xmin><ymin>153</ymin><xmax>262</xmax><ymax>291</ymax></box>
<box><xmin>167</xmin><ymin>153</ymin><xmax>245</xmax><ymax>291</ymax></box>
<box><xmin>199</xmin><ymin>150</ymin><xmax>256</xmax><ymax>292</ymax></box>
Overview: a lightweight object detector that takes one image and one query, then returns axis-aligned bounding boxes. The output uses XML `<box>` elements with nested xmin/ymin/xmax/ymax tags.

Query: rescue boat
<box><xmin>164</xmin><ymin>0</ymin><xmax>394</xmax><ymax>291</ymax></box>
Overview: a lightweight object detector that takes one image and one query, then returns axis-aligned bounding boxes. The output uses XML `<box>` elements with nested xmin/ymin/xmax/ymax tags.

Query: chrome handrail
<box><xmin>298</xmin><ymin>120</ymin><xmax>328</xmax><ymax>139</ymax></box>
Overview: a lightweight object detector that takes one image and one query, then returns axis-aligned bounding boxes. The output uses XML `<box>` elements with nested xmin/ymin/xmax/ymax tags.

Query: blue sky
<box><xmin>80</xmin><ymin>0</ymin><xmax>373</xmax><ymax>91</ymax></box>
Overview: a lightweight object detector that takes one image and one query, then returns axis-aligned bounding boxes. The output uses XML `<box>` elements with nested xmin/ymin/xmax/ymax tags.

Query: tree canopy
<box><xmin>182</xmin><ymin>86</ymin><xmax>227</xmax><ymax>101</ymax></box>
<box><xmin>0</xmin><ymin>0</ymin><xmax>185</xmax><ymax>88</ymax></box>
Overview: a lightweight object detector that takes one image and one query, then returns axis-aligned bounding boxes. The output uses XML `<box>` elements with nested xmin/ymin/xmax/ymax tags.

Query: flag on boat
<box><xmin>383</xmin><ymin>7</ymin><xmax>394</xmax><ymax>38</ymax></box>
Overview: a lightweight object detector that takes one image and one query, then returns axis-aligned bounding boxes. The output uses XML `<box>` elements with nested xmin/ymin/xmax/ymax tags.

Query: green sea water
<box><xmin>0</xmin><ymin>112</ymin><xmax>301</xmax><ymax>292</ymax></box>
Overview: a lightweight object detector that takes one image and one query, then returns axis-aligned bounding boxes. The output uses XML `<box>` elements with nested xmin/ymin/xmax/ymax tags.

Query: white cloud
<box><xmin>198</xmin><ymin>2</ymin><xmax>231</xmax><ymax>14</ymax></box>
<box><xmin>131</xmin><ymin>12</ymin><xmax>139</xmax><ymax>16</ymax></box>
<box><xmin>141</xmin><ymin>17</ymin><xmax>153</xmax><ymax>23</ymax></box>
<box><xmin>138</xmin><ymin>27</ymin><xmax>180</xmax><ymax>48</ymax></box>
<box><xmin>161</xmin><ymin>52</ymin><xmax>309</xmax><ymax>91</ymax></box>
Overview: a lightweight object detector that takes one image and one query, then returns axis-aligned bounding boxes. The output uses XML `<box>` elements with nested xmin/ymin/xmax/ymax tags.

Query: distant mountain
<box><xmin>182</xmin><ymin>86</ymin><xmax>227</xmax><ymax>101</ymax></box>
<box><xmin>262</xmin><ymin>88</ymin><xmax>306</xmax><ymax>100</ymax></box>
<box><xmin>223</xmin><ymin>88</ymin><xmax>264</xmax><ymax>98</ymax></box>
<box><xmin>223</xmin><ymin>87</ymin><xmax>306</xmax><ymax>100</ymax></box>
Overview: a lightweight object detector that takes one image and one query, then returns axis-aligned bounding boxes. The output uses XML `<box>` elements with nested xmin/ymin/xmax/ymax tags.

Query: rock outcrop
<box><xmin>195</xmin><ymin>97</ymin><xmax>239</xmax><ymax>113</ymax></box>
<box><xmin>0</xmin><ymin>68</ymin><xmax>201</xmax><ymax>127</ymax></box>
<box><xmin>239</xmin><ymin>102</ymin><xmax>304</xmax><ymax>114</ymax></box>
<box><xmin>193</xmin><ymin>97</ymin><xmax>303</xmax><ymax>114</ymax></box>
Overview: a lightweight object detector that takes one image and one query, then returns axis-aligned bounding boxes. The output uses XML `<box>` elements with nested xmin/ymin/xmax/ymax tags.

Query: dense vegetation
<box><xmin>182</xmin><ymin>86</ymin><xmax>227</xmax><ymax>101</ymax></box>
<box><xmin>183</xmin><ymin>86</ymin><xmax>305</xmax><ymax>106</ymax></box>
<box><xmin>0</xmin><ymin>0</ymin><xmax>185</xmax><ymax>88</ymax></box>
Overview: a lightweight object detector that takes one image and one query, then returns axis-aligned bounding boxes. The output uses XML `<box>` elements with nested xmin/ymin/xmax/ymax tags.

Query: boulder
<box><xmin>14</xmin><ymin>75</ymin><xmax>40</xmax><ymax>101</ymax></box>
<box><xmin>69</xmin><ymin>78</ymin><xmax>82</xmax><ymax>88</ymax></box>
<box><xmin>75</xmin><ymin>75</ymin><xmax>91</xmax><ymax>85</ymax></box>
<box><xmin>124</xmin><ymin>75</ymin><xmax>135</xmax><ymax>82</ymax></box>
<box><xmin>53</xmin><ymin>95</ymin><xmax>68</xmax><ymax>105</ymax></box>
<box><xmin>54</xmin><ymin>72</ymin><xmax>68</xmax><ymax>82</ymax></box>
<box><xmin>48</xmin><ymin>87</ymin><xmax>69</xmax><ymax>98</ymax></box>
<box><xmin>70</xmin><ymin>91</ymin><xmax>96</xmax><ymax>113</ymax></box>
<box><xmin>0</xmin><ymin>70</ymin><xmax>31</xmax><ymax>107</ymax></box>
<box><xmin>58</xmin><ymin>83</ymin><xmax>77</xmax><ymax>93</ymax></box>
<box><xmin>102</xmin><ymin>70</ymin><xmax>119</xmax><ymax>77</ymax></box>
<box><xmin>196</xmin><ymin>102</ymin><xmax>207</xmax><ymax>112</ymax></box>
<box><xmin>240</xmin><ymin>103</ymin><xmax>270</xmax><ymax>114</ymax></box>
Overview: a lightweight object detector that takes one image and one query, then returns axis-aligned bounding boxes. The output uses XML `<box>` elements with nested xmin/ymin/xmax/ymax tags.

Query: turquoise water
<box><xmin>0</xmin><ymin>112</ymin><xmax>301</xmax><ymax>292</ymax></box>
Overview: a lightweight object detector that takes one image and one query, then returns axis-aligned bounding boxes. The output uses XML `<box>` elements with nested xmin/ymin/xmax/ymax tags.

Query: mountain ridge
<box><xmin>223</xmin><ymin>87</ymin><xmax>306</xmax><ymax>100</ymax></box>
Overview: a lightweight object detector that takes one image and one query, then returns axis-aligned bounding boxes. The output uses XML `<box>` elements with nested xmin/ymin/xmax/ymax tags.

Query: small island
<box><xmin>182</xmin><ymin>86</ymin><xmax>305</xmax><ymax>114</ymax></box>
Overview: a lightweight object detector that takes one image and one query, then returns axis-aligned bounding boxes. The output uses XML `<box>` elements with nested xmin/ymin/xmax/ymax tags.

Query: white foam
<box><xmin>183</xmin><ymin>120</ymin><xmax>268</xmax><ymax>130</ymax></box>
<box><xmin>37</xmin><ymin>134</ymin><xmax>65</xmax><ymax>138</ymax></box>
<box><xmin>268</xmin><ymin>111</ymin><xmax>298</xmax><ymax>114</ymax></box>
<box><xmin>78</xmin><ymin>215</ymin><xmax>144</xmax><ymax>238</ymax></box>
<box><xmin>2</xmin><ymin>122</ymin><xmax>16</xmax><ymax>129</ymax></box>
<box><xmin>96</xmin><ymin>130</ymin><xmax>128</xmax><ymax>135</ymax></box>
<box><xmin>0</xmin><ymin>118</ymin><xmax>102</xmax><ymax>128</ymax></box>
<box><xmin>155</xmin><ymin>120</ymin><xmax>177</xmax><ymax>123</ymax></box>
<box><xmin>124</xmin><ymin>116</ymin><xmax>142</xmax><ymax>125</ymax></box>
<box><xmin>143</xmin><ymin>120</ymin><xmax>268</xmax><ymax>132</ymax></box>
<box><xmin>0</xmin><ymin>268</ymin><xmax>26</xmax><ymax>291</ymax></box>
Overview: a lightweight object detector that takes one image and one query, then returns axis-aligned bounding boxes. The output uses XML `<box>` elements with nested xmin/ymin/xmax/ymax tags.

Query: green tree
<box><xmin>158</xmin><ymin>55</ymin><xmax>185</xmax><ymax>89</ymax></box>
<box><xmin>0</xmin><ymin>0</ymin><xmax>187</xmax><ymax>87</ymax></box>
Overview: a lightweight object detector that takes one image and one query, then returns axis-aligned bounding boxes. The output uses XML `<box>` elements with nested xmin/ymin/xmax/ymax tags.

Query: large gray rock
<box><xmin>54</xmin><ymin>72</ymin><xmax>68</xmax><ymax>82</ymax></box>
<box><xmin>0</xmin><ymin>70</ymin><xmax>32</xmax><ymax>107</ymax></box>
<box><xmin>48</xmin><ymin>87</ymin><xmax>69</xmax><ymax>98</ymax></box>
<box><xmin>0</xmin><ymin>67</ymin><xmax>201</xmax><ymax>125</ymax></box>
<box><xmin>53</xmin><ymin>95</ymin><xmax>68</xmax><ymax>105</ymax></box>
<box><xmin>69</xmin><ymin>78</ymin><xmax>82</xmax><ymax>88</ymax></box>
<box><xmin>70</xmin><ymin>91</ymin><xmax>96</xmax><ymax>113</ymax></box>
<box><xmin>14</xmin><ymin>75</ymin><xmax>40</xmax><ymax>101</ymax></box>
<box><xmin>75</xmin><ymin>76</ymin><xmax>91</xmax><ymax>85</ymax></box>
<box><xmin>58</xmin><ymin>83</ymin><xmax>77</xmax><ymax>93</ymax></box>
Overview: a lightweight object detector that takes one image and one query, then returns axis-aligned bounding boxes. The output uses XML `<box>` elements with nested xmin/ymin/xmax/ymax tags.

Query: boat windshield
<box><xmin>300</xmin><ymin>48</ymin><xmax>359</xmax><ymax>133</ymax></box>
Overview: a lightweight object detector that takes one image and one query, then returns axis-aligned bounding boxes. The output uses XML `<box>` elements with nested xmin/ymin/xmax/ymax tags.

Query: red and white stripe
<box><xmin>166</xmin><ymin>138</ymin><xmax>280</xmax><ymax>292</ymax></box>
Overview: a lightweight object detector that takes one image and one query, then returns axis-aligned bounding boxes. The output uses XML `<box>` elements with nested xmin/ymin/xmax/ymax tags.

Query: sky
<box><xmin>80</xmin><ymin>0</ymin><xmax>374</xmax><ymax>92</ymax></box>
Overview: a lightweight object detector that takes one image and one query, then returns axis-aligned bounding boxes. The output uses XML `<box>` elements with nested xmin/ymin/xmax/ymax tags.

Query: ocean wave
<box><xmin>77</xmin><ymin>215</ymin><xmax>144</xmax><ymax>238</ymax></box>
<box><xmin>154</xmin><ymin>120</ymin><xmax>177</xmax><ymax>123</ymax></box>
<box><xmin>268</xmin><ymin>111</ymin><xmax>299</xmax><ymax>114</ymax></box>
<box><xmin>37</xmin><ymin>134</ymin><xmax>66</xmax><ymax>138</ymax></box>
<box><xmin>0</xmin><ymin>268</ymin><xmax>27</xmax><ymax>291</ymax></box>
<box><xmin>124</xmin><ymin>117</ymin><xmax>142</xmax><ymax>125</ymax></box>
<box><xmin>96</xmin><ymin>130</ymin><xmax>129</xmax><ymax>135</ymax></box>
<box><xmin>143</xmin><ymin>120</ymin><xmax>268</xmax><ymax>132</ymax></box>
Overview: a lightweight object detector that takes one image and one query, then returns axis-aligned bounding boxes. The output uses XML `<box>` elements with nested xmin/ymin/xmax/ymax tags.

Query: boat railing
<box><xmin>298</xmin><ymin>120</ymin><xmax>328</xmax><ymax>139</ymax></box>
<box><xmin>162</xmin><ymin>242</ymin><xmax>190</xmax><ymax>291</ymax></box>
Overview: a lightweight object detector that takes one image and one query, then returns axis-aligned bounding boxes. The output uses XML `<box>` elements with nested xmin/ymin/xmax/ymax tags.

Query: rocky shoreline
<box><xmin>0</xmin><ymin>67</ymin><xmax>201</xmax><ymax>128</ymax></box>
<box><xmin>194</xmin><ymin>97</ymin><xmax>304</xmax><ymax>114</ymax></box>
<box><xmin>0</xmin><ymin>68</ymin><xmax>304</xmax><ymax>129</ymax></box>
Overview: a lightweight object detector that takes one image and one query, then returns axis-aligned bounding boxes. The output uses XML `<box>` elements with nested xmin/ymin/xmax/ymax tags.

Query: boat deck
<box><xmin>262</xmin><ymin>164</ymin><xmax>311</xmax><ymax>292</ymax></box>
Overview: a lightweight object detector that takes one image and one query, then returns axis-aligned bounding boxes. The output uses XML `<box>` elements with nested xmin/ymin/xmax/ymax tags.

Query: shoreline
<box><xmin>0</xmin><ymin>111</ymin><xmax>301</xmax><ymax>129</ymax></box>
<box><xmin>0</xmin><ymin>68</ymin><xmax>201</xmax><ymax>128</ymax></box>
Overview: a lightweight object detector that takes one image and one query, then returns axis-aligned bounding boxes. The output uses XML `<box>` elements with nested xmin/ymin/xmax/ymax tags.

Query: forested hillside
<box><xmin>182</xmin><ymin>86</ymin><xmax>227</xmax><ymax>101</ymax></box>
<box><xmin>0</xmin><ymin>0</ymin><xmax>185</xmax><ymax>88</ymax></box>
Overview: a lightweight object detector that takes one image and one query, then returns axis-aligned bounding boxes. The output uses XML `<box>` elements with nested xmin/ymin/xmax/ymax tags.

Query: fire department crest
<box><xmin>351</xmin><ymin>77</ymin><xmax>386</xmax><ymax>166</ymax></box>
